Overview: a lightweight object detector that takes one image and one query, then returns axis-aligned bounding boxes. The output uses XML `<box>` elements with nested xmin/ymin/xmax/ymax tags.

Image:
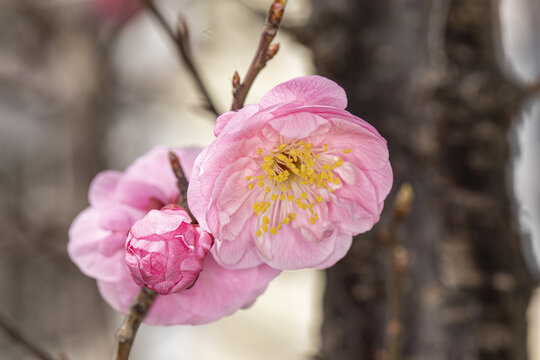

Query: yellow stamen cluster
<box><xmin>245</xmin><ymin>141</ymin><xmax>351</xmax><ymax>237</ymax></box>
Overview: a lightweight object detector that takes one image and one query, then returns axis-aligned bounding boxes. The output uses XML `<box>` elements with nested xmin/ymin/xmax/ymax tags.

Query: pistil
<box><xmin>246</xmin><ymin>140</ymin><xmax>350</xmax><ymax>237</ymax></box>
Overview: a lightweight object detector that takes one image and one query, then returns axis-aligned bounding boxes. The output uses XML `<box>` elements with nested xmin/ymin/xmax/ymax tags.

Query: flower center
<box><xmin>245</xmin><ymin>140</ymin><xmax>351</xmax><ymax>237</ymax></box>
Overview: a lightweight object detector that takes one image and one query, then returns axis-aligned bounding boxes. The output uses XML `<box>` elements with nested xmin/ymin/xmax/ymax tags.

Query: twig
<box><xmin>426</xmin><ymin>0</ymin><xmax>449</xmax><ymax>70</ymax></box>
<box><xmin>168</xmin><ymin>151</ymin><xmax>196</xmax><ymax>222</ymax></box>
<box><xmin>111</xmin><ymin>152</ymin><xmax>196</xmax><ymax>360</ymax></box>
<box><xmin>112</xmin><ymin>288</ymin><xmax>158</xmax><ymax>360</ymax></box>
<box><xmin>520</xmin><ymin>81</ymin><xmax>540</xmax><ymax>103</ymax></box>
<box><xmin>231</xmin><ymin>0</ymin><xmax>287</xmax><ymax>110</ymax></box>
<box><xmin>140</xmin><ymin>0</ymin><xmax>220</xmax><ymax>117</ymax></box>
<box><xmin>232</xmin><ymin>0</ymin><xmax>304</xmax><ymax>41</ymax></box>
<box><xmin>111</xmin><ymin>150</ymin><xmax>196</xmax><ymax>360</ymax></box>
<box><xmin>378</xmin><ymin>183</ymin><xmax>414</xmax><ymax>360</ymax></box>
<box><xmin>508</xmin><ymin>80</ymin><xmax>540</xmax><ymax>116</ymax></box>
<box><xmin>0</xmin><ymin>311</ymin><xmax>56</xmax><ymax>360</ymax></box>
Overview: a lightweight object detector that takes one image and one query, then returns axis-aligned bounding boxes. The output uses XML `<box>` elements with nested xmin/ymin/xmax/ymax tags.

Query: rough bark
<box><xmin>306</xmin><ymin>1</ymin><xmax>536</xmax><ymax>359</ymax></box>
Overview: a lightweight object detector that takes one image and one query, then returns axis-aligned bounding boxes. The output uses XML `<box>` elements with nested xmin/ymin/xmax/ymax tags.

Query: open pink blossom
<box><xmin>68</xmin><ymin>147</ymin><xmax>280</xmax><ymax>325</ymax></box>
<box><xmin>126</xmin><ymin>205</ymin><xmax>214</xmax><ymax>295</ymax></box>
<box><xmin>188</xmin><ymin>75</ymin><xmax>393</xmax><ymax>271</ymax></box>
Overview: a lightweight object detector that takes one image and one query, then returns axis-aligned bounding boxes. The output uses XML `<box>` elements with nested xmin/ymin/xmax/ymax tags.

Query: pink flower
<box><xmin>89</xmin><ymin>0</ymin><xmax>141</xmax><ymax>25</ymax></box>
<box><xmin>188</xmin><ymin>76</ymin><xmax>393</xmax><ymax>271</ymax></box>
<box><xmin>68</xmin><ymin>147</ymin><xmax>280</xmax><ymax>325</ymax></box>
<box><xmin>126</xmin><ymin>205</ymin><xmax>214</xmax><ymax>295</ymax></box>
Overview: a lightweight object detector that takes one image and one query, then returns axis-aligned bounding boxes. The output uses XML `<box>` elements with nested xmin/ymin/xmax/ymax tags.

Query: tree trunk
<box><xmin>306</xmin><ymin>1</ymin><xmax>536</xmax><ymax>359</ymax></box>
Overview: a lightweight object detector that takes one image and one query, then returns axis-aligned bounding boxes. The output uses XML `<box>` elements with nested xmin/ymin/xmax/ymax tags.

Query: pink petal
<box><xmin>212</xmin><ymin>219</ymin><xmax>263</xmax><ymax>269</ymax></box>
<box><xmin>148</xmin><ymin>256</ymin><xmax>280</xmax><ymax>325</ymax></box>
<box><xmin>206</xmin><ymin>107</ymin><xmax>277</xmax><ymax>144</ymax></box>
<box><xmin>189</xmin><ymin>139</ymin><xmax>260</xmax><ymax>232</ymax></box>
<box><xmin>97</xmin><ymin>269</ymin><xmax>139</xmax><ymax>316</ymax></box>
<box><xmin>364</xmin><ymin>162</ymin><xmax>393</xmax><ymax>203</ymax></box>
<box><xmin>213</xmin><ymin>159</ymin><xmax>260</xmax><ymax>237</ymax></box>
<box><xmin>267</xmin><ymin>110</ymin><xmax>330</xmax><ymax>139</ymax></box>
<box><xmin>259</xmin><ymin>75</ymin><xmax>347</xmax><ymax>109</ymax></box>
<box><xmin>173</xmin><ymin>147</ymin><xmax>202</xmax><ymax>181</ymax></box>
<box><xmin>130</xmin><ymin>209</ymin><xmax>187</xmax><ymax>237</ymax></box>
<box><xmin>326</xmin><ymin>120</ymin><xmax>389</xmax><ymax>171</ymax></box>
<box><xmin>187</xmin><ymin>147</ymin><xmax>211</xmax><ymax>230</ymax></box>
<box><xmin>114</xmin><ymin>177</ymin><xmax>169</xmax><ymax>210</ymax></box>
<box><xmin>295</xmin><ymin>105</ymin><xmax>384</xmax><ymax>138</ymax></box>
<box><xmin>68</xmin><ymin>208</ymin><xmax>130</xmax><ymax>282</ymax></box>
<box><xmin>311</xmin><ymin>230</ymin><xmax>353</xmax><ymax>269</ymax></box>
<box><xmin>214</xmin><ymin>104</ymin><xmax>261</xmax><ymax>137</ymax></box>
<box><xmin>88</xmin><ymin>171</ymin><xmax>122</xmax><ymax>207</ymax></box>
<box><xmin>98</xmin><ymin>255</ymin><xmax>280</xmax><ymax>325</ymax></box>
<box><xmin>97</xmin><ymin>205</ymin><xmax>140</xmax><ymax>232</ymax></box>
<box><xmin>258</xmin><ymin>222</ymin><xmax>339</xmax><ymax>270</ymax></box>
<box><xmin>125</xmin><ymin>147</ymin><xmax>202</xmax><ymax>202</ymax></box>
<box><xmin>330</xmin><ymin>162</ymin><xmax>393</xmax><ymax>235</ymax></box>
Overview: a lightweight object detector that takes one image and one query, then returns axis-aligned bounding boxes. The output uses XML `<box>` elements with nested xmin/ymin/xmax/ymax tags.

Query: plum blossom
<box><xmin>89</xmin><ymin>0</ymin><xmax>141</xmax><ymax>25</ymax></box>
<box><xmin>188</xmin><ymin>75</ymin><xmax>393</xmax><ymax>271</ymax></box>
<box><xmin>126</xmin><ymin>205</ymin><xmax>214</xmax><ymax>295</ymax></box>
<box><xmin>68</xmin><ymin>147</ymin><xmax>280</xmax><ymax>325</ymax></box>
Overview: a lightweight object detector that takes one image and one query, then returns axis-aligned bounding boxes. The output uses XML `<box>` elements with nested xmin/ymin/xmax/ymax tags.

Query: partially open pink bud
<box><xmin>125</xmin><ymin>205</ymin><xmax>213</xmax><ymax>295</ymax></box>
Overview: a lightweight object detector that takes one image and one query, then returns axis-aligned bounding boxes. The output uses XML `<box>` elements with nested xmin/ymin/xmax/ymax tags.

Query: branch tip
<box><xmin>266</xmin><ymin>43</ymin><xmax>280</xmax><ymax>61</ymax></box>
<box><xmin>176</xmin><ymin>16</ymin><xmax>189</xmax><ymax>39</ymax></box>
<box><xmin>231</xmin><ymin>0</ymin><xmax>288</xmax><ymax>110</ymax></box>
<box><xmin>394</xmin><ymin>183</ymin><xmax>414</xmax><ymax>219</ymax></box>
<box><xmin>232</xmin><ymin>71</ymin><xmax>241</xmax><ymax>91</ymax></box>
<box><xmin>168</xmin><ymin>151</ymin><xmax>196</xmax><ymax>222</ymax></box>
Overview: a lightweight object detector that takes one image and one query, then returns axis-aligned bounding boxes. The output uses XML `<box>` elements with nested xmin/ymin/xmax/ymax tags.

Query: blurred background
<box><xmin>0</xmin><ymin>0</ymin><xmax>539</xmax><ymax>359</ymax></box>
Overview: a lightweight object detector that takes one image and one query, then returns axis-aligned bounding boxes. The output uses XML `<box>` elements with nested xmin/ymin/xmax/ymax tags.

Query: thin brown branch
<box><xmin>113</xmin><ymin>287</ymin><xmax>158</xmax><ymax>360</ymax></box>
<box><xmin>521</xmin><ymin>81</ymin><xmax>540</xmax><ymax>103</ymax></box>
<box><xmin>233</xmin><ymin>0</ymin><xmax>305</xmax><ymax>41</ymax></box>
<box><xmin>140</xmin><ymin>0</ymin><xmax>219</xmax><ymax>117</ymax></box>
<box><xmin>231</xmin><ymin>0</ymin><xmax>287</xmax><ymax>110</ymax></box>
<box><xmin>378</xmin><ymin>183</ymin><xmax>414</xmax><ymax>360</ymax></box>
<box><xmin>111</xmin><ymin>151</ymin><xmax>194</xmax><ymax>360</ymax></box>
<box><xmin>168</xmin><ymin>151</ymin><xmax>196</xmax><ymax>222</ymax></box>
<box><xmin>509</xmin><ymin>80</ymin><xmax>540</xmax><ymax>116</ymax></box>
<box><xmin>0</xmin><ymin>311</ymin><xmax>56</xmax><ymax>360</ymax></box>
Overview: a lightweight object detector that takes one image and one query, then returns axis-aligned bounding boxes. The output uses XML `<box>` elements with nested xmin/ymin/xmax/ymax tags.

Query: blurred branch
<box><xmin>0</xmin><ymin>311</ymin><xmax>56</xmax><ymax>360</ymax></box>
<box><xmin>140</xmin><ymin>0</ymin><xmax>220</xmax><ymax>117</ymax></box>
<box><xmin>378</xmin><ymin>184</ymin><xmax>414</xmax><ymax>360</ymax></box>
<box><xmin>508</xmin><ymin>80</ymin><xmax>540</xmax><ymax>116</ymax></box>
<box><xmin>426</xmin><ymin>0</ymin><xmax>449</xmax><ymax>70</ymax></box>
<box><xmin>231</xmin><ymin>0</ymin><xmax>287</xmax><ymax>110</ymax></box>
<box><xmin>168</xmin><ymin>151</ymin><xmax>195</xmax><ymax>222</ymax></box>
<box><xmin>113</xmin><ymin>287</ymin><xmax>158</xmax><ymax>360</ymax></box>
<box><xmin>520</xmin><ymin>80</ymin><xmax>540</xmax><ymax>103</ymax></box>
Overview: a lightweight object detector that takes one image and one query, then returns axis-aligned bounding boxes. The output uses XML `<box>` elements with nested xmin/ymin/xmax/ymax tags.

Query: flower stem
<box><xmin>111</xmin><ymin>152</ymin><xmax>193</xmax><ymax>360</ymax></box>
<box><xmin>112</xmin><ymin>287</ymin><xmax>158</xmax><ymax>360</ymax></box>
<box><xmin>168</xmin><ymin>151</ymin><xmax>196</xmax><ymax>222</ymax></box>
<box><xmin>231</xmin><ymin>0</ymin><xmax>287</xmax><ymax>111</ymax></box>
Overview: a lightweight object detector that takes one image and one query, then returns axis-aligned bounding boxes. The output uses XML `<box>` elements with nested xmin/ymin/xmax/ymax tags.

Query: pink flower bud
<box><xmin>125</xmin><ymin>205</ymin><xmax>213</xmax><ymax>295</ymax></box>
